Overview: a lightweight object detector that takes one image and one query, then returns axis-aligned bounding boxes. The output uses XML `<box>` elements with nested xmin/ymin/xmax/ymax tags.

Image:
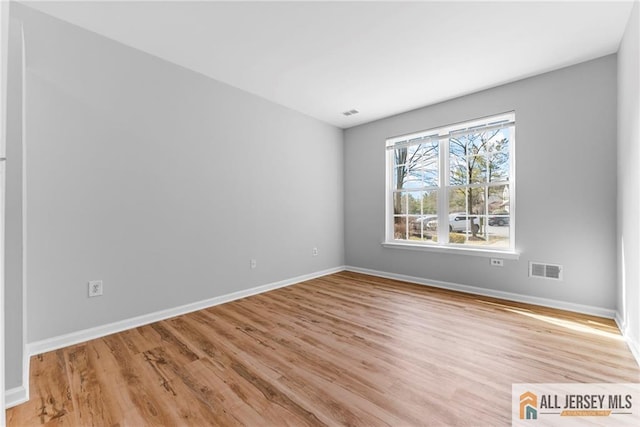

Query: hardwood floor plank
<box><xmin>64</xmin><ymin>343</ymin><xmax>122</xmax><ymax>426</ymax></box>
<box><xmin>7</xmin><ymin>272</ymin><xmax>640</xmax><ymax>426</ymax></box>
<box><xmin>167</xmin><ymin>314</ymin><xmax>324</xmax><ymax>426</ymax></box>
<box><xmin>7</xmin><ymin>351</ymin><xmax>74</xmax><ymax>426</ymax></box>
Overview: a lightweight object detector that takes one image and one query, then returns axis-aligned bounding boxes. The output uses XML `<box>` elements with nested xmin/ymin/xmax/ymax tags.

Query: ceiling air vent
<box><xmin>342</xmin><ymin>109</ymin><xmax>359</xmax><ymax>116</ymax></box>
<box><xmin>529</xmin><ymin>262</ymin><xmax>563</xmax><ymax>280</ymax></box>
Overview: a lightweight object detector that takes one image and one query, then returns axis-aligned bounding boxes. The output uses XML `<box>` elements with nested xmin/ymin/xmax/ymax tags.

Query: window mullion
<box><xmin>509</xmin><ymin>124</ymin><xmax>516</xmax><ymax>250</ymax></box>
<box><xmin>386</xmin><ymin>150</ymin><xmax>394</xmax><ymax>242</ymax></box>
<box><xmin>404</xmin><ymin>194</ymin><xmax>409</xmax><ymax>239</ymax></box>
<box><xmin>438</xmin><ymin>134</ymin><xmax>449</xmax><ymax>244</ymax></box>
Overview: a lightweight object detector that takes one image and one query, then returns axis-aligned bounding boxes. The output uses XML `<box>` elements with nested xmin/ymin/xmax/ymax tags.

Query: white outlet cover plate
<box><xmin>88</xmin><ymin>280</ymin><xmax>103</xmax><ymax>297</ymax></box>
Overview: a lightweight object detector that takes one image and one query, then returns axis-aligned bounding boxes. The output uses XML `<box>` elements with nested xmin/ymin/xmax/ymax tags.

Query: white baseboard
<box><xmin>5</xmin><ymin>386</ymin><xmax>28</xmax><ymax>409</ymax></box>
<box><xmin>615</xmin><ymin>312</ymin><xmax>640</xmax><ymax>367</ymax></box>
<box><xmin>345</xmin><ymin>266</ymin><xmax>617</xmax><ymax>319</ymax></box>
<box><xmin>22</xmin><ymin>348</ymin><xmax>30</xmax><ymax>408</ymax></box>
<box><xmin>17</xmin><ymin>264</ymin><xmax>629</xmax><ymax>410</ymax></box>
<box><xmin>27</xmin><ymin>266</ymin><xmax>346</xmax><ymax>357</ymax></box>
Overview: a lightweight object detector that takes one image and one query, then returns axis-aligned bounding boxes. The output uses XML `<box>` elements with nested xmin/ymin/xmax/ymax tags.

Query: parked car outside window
<box><xmin>488</xmin><ymin>212</ymin><xmax>510</xmax><ymax>226</ymax></box>
<box><xmin>424</xmin><ymin>213</ymin><xmax>480</xmax><ymax>233</ymax></box>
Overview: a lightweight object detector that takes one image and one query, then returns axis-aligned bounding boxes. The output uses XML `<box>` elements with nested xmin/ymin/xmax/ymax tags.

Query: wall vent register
<box><xmin>529</xmin><ymin>262</ymin><xmax>563</xmax><ymax>280</ymax></box>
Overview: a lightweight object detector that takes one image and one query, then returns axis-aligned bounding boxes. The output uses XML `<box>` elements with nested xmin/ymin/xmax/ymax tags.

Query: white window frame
<box><xmin>384</xmin><ymin>112</ymin><xmax>518</xmax><ymax>258</ymax></box>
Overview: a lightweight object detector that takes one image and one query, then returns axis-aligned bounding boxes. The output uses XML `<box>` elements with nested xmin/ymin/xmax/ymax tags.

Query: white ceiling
<box><xmin>23</xmin><ymin>0</ymin><xmax>634</xmax><ymax>128</ymax></box>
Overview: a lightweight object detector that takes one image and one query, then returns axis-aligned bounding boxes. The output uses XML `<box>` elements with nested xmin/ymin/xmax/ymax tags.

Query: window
<box><xmin>385</xmin><ymin>112</ymin><xmax>515</xmax><ymax>253</ymax></box>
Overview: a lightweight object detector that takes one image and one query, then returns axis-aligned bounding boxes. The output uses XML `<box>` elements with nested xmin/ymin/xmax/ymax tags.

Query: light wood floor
<box><xmin>7</xmin><ymin>271</ymin><xmax>640</xmax><ymax>426</ymax></box>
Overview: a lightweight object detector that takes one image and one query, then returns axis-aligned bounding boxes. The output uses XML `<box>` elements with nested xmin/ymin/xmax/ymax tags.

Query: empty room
<box><xmin>1</xmin><ymin>0</ymin><xmax>639</xmax><ymax>425</ymax></box>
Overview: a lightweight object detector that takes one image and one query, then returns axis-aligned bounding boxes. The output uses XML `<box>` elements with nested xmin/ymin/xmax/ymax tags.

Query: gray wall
<box><xmin>4</xmin><ymin>12</ymin><xmax>23</xmax><ymax>391</ymax></box>
<box><xmin>617</xmin><ymin>0</ymin><xmax>640</xmax><ymax>359</ymax></box>
<box><xmin>15</xmin><ymin>4</ymin><xmax>344</xmax><ymax>343</ymax></box>
<box><xmin>345</xmin><ymin>56</ymin><xmax>618</xmax><ymax>310</ymax></box>
<box><xmin>7</xmin><ymin>0</ymin><xmax>635</xmax><ymax>396</ymax></box>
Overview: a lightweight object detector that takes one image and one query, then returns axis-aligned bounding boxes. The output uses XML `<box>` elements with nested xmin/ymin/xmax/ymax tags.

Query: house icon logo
<box><xmin>520</xmin><ymin>391</ymin><xmax>538</xmax><ymax>420</ymax></box>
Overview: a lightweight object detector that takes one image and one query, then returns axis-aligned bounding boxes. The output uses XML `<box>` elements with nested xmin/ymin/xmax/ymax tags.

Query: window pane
<box><xmin>447</xmin><ymin>211</ymin><xmax>479</xmax><ymax>236</ymax></box>
<box><xmin>485</xmin><ymin>184</ymin><xmax>510</xmax><ymax>248</ymax></box>
<box><xmin>448</xmin><ymin>188</ymin><xmax>481</xmax><ymax>243</ymax></box>
<box><xmin>449</xmin><ymin>187</ymin><xmax>467</xmax><ymax>214</ymax></box>
<box><xmin>407</xmin><ymin>192</ymin><xmax>422</xmax><ymax>215</ymax></box>
<box><xmin>426</xmin><ymin>214</ymin><xmax>438</xmax><ymax>241</ymax></box>
<box><xmin>407</xmin><ymin>215</ymin><xmax>422</xmax><ymax>240</ymax></box>
<box><xmin>405</xmin><ymin>169</ymin><xmax>423</xmax><ymax>189</ymax></box>
<box><xmin>394</xmin><ymin>166</ymin><xmax>407</xmax><ymax>190</ymax></box>
<box><xmin>489</xmin><ymin>151</ymin><xmax>509</xmax><ymax>182</ymax></box>
<box><xmin>406</xmin><ymin>143</ymin><xmax>426</xmax><ymax>165</ymax></box>
<box><xmin>397</xmin><ymin>143</ymin><xmax>439</xmax><ymax>189</ymax></box>
<box><xmin>449</xmin><ymin>188</ymin><xmax>484</xmax><ymax>216</ymax></box>
<box><xmin>468</xmin><ymin>133</ymin><xmax>486</xmax><ymax>155</ymax></box>
<box><xmin>394</xmin><ymin>216</ymin><xmax>407</xmax><ymax>240</ymax></box>
<box><xmin>393</xmin><ymin>192</ymin><xmax>407</xmax><ymax>215</ymax></box>
<box><xmin>414</xmin><ymin>143</ymin><xmax>439</xmax><ymax>187</ymax></box>
<box><xmin>488</xmin><ymin>129</ymin><xmax>510</xmax><ymax>150</ymax></box>
<box><xmin>395</xmin><ymin>191</ymin><xmax>440</xmax><ymax>242</ymax></box>
<box><xmin>449</xmin><ymin>144</ymin><xmax>467</xmax><ymax>185</ymax></box>
<box><xmin>469</xmin><ymin>187</ymin><xmax>486</xmax><ymax>216</ymax></box>
<box><xmin>485</xmin><ymin>218</ymin><xmax>510</xmax><ymax>248</ymax></box>
<box><xmin>394</xmin><ymin>147</ymin><xmax>408</xmax><ymax>167</ymax></box>
<box><xmin>449</xmin><ymin>137</ymin><xmax>467</xmax><ymax>157</ymax></box>
<box><xmin>453</xmin><ymin>132</ymin><xmax>488</xmax><ymax>155</ymax></box>
<box><xmin>422</xmin><ymin>169</ymin><xmax>439</xmax><ymax>187</ymax></box>
<box><xmin>447</xmin><ymin>185</ymin><xmax>511</xmax><ymax>248</ymax></box>
<box><xmin>393</xmin><ymin>166</ymin><xmax>404</xmax><ymax>190</ymax></box>
<box><xmin>488</xmin><ymin>129</ymin><xmax>510</xmax><ymax>182</ymax></box>
<box><xmin>395</xmin><ymin>143</ymin><xmax>440</xmax><ymax>190</ymax></box>
<box><xmin>468</xmin><ymin>155</ymin><xmax>487</xmax><ymax>184</ymax></box>
<box><xmin>488</xmin><ymin>185</ymin><xmax>509</xmax><ymax>214</ymax></box>
<box><xmin>422</xmin><ymin>190</ymin><xmax>438</xmax><ymax>215</ymax></box>
<box><xmin>414</xmin><ymin>214</ymin><xmax>438</xmax><ymax>242</ymax></box>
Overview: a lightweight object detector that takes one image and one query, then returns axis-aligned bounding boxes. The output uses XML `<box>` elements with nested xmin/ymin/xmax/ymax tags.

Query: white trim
<box><xmin>27</xmin><ymin>266</ymin><xmax>345</xmax><ymax>356</ymax></box>
<box><xmin>386</xmin><ymin>112</ymin><xmax>516</xmax><ymax>145</ymax></box>
<box><xmin>345</xmin><ymin>265</ymin><xmax>616</xmax><ymax>319</ymax></box>
<box><xmin>17</xmin><ymin>265</ymin><xmax>630</xmax><ymax>408</ymax></box>
<box><xmin>0</xmin><ymin>0</ymin><xmax>8</xmax><ymax>421</ymax></box>
<box><xmin>21</xmin><ymin>348</ymin><xmax>29</xmax><ymax>408</ymax></box>
<box><xmin>381</xmin><ymin>241</ymin><xmax>520</xmax><ymax>259</ymax></box>
<box><xmin>615</xmin><ymin>311</ymin><xmax>640</xmax><ymax>367</ymax></box>
<box><xmin>508</xmin><ymin>120</ymin><xmax>516</xmax><ymax>251</ymax></box>
<box><xmin>20</xmin><ymin>18</ymin><xmax>29</xmax><ymax>408</ymax></box>
<box><xmin>4</xmin><ymin>386</ymin><xmax>27</xmax><ymax>409</ymax></box>
<box><xmin>385</xmin><ymin>111</ymin><xmax>516</xmax><ymax>252</ymax></box>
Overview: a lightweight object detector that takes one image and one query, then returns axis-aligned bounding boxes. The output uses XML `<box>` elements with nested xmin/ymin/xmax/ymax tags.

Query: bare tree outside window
<box><xmin>449</xmin><ymin>129</ymin><xmax>510</xmax><ymax>239</ymax></box>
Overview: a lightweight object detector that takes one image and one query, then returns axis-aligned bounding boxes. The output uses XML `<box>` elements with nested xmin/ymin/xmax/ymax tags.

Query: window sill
<box><xmin>381</xmin><ymin>241</ymin><xmax>520</xmax><ymax>260</ymax></box>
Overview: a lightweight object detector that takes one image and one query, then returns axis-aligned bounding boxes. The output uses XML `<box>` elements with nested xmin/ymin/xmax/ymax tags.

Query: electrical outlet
<box><xmin>250</xmin><ymin>259</ymin><xmax>257</xmax><ymax>269</ymax></box>
<box><xmin>312</xmin><ymin>247</ymin><xmax>318</xmax><ymax>257</ymax></box>
<box><xmin>88</xmin><ymin>280</ymin><xmax>103</xmax><ymax>297</ymax></box>
<box><xmin>490</xmin><ymin>258</ymin><xmax>504</xmax><ymax>267</ymax></box>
